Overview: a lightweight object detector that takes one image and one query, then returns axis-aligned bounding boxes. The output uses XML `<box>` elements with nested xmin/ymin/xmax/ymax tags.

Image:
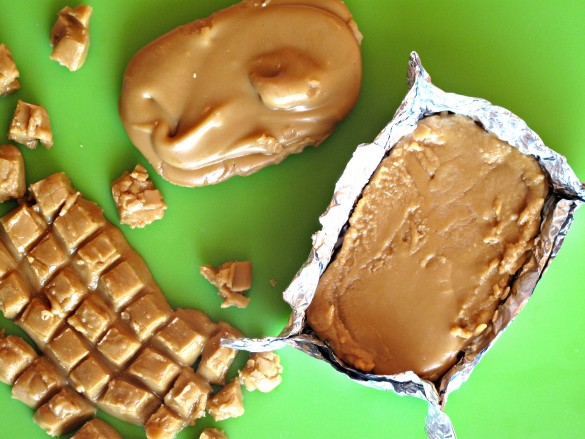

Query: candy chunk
<box><xmin>0</xmin><ymin>333</ymin><xmax>38</xmax><ymax>384</ymax></box>
<box><xmin>12</xmin><ymin>357</ymin><xmax>65</xmax><ymax>408</ymax></box>
<box><xmin>74</xmin><ymin>229</ymin><xmax>122</xmax><ymax>287</ymax></box>
<box><xmin>26</xmin><ymin>232</ymin><xmax>68</xmax><ymax>288</ymax></box>
<box><xmin>111</xmin><ymin>164</ymin><xmax>167</xmax><ymax>228</ymax></box>
<box><xmin>1</xmin><ymin>204</ymin><xmax>47</xmax><ymax>256</ymax></box>
<box><xmin>0</xmin><ymin>44</ymin><xmax>20</xmax><ymax>95</ymax></box>
<box><xmin>0</xmin><ymin>271</ymin><xmax>31</xmax><ymax>319</ymax></box>
<box><xmin>71</xmin><ymin>418</ymin><xmax>123</xmax><ymax>439</ymax></box>
<box><xmin>207</xmin><ymin>379</ymin><xmax>244</xmax><ymax>422</ymax></box>
<box><xmin>200</xmin><ymin>261</ymin><xmax>252</xmax><ymax>308</ymax></box>
<box><xmin>18</xmin><ymin>297</ymin><xmax>63</xmax><ymax>347</ymax></box>
<box><xmin>50</xmin><ymin>5</ymin><xmax>92</xmax><ymax>71</ymax></box>
<box><xmin>53</xmin><ymin>198</ymin><xmax>104</xmax><ymax>253</ymax></box>
<box><xmin>8</xmin><ymin>100</ymin><xmax>53</xmax><ymax>149</ymax></box>
<box><xmin>99</xmin><ymin>378</ymin><xmax>160</xmax><ymax>425</ymax></box>
<box><xmin>197</xmin><ymin>322</ymin><xmax>242</xmax><ymax>385</ymax></box>
<box><xmin>96</xmin><ymin>321</ymin><xmax>140</xmax><ymax>368</ymax></box>
<box><xmin>164</xmin><ymin>367</ymin><xmax>211</xmax><ymax>423</ymax></box>
<box><xmin>99</xmin><ymin>260</ymin><xmax>144</xmax><ymax>311</ymax></box>
<box><xmin>127</xmin><ymin>347</ymin><xmax>180</xmax><ymax>395</ymax></box>
<box><xmin>44</xmin><ymin>266</ymin><xmax>88</xmax><ymax>318</ymax></box>
<box><xmin>121</xmin><ymin>293</ymin><xmax>171</xmax><ymax>341</ymax></box>
<box><xmin>69</xmin><ymin>354</ymin><xmax>111</xmax><ymax>401</ymax></box>
<box><xmin>33</xmin><ymin>387</ymin><xmax>96</xmax><ymax>437</ymax></box>
<box><xmin>0</xmin><ymin>144</ymin><xmax>25</xmax><ymax>202</ymax></box>
<box><xmin>152</xmin><ymin>312</ymin><xmax>211</xmax><ymax>365</ymax></box>
<box><xmin>29</xmin><ymin>173</ymin><xmax>76</xmax><ymax>222</ymax></box>
<box><xmin>200</xmin><ymin>428</ymin><xmax>228</xmax><ymax>439</ymax></box>
<box><xmin>145</xmin><ymin>405</ymin><xmax>185</xmax><ymax>439</ymax></box>
<box><xmin>239</xmin><ymin>351</ymin><xmax>283</xmax><ymax>393</ymax></box>
<box><xmin>47</xmin><ymin>326</ymin><xmax>89</xmax><ymax>372</ymax></box>
<box><xmin>0</xmin><ymin>241</ymin><xmax>16</xmax><ymax>278</ymax></box>
<box><xmin>68</xmin><ymin>294</ymin><xmax>114</xmax><ymax>343</ymax></box>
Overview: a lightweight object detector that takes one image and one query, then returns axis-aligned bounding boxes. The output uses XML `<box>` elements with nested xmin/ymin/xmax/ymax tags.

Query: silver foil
<box><xmin>224</xmin><ymin>52</ymin><xmax>585</xmax><ymax>438</ymax></box>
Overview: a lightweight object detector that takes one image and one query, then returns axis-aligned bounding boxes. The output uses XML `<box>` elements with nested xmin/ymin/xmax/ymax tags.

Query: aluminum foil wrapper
<box><xmin>224</xmin><ymin>52</ymin><xmax>585</xmax><ymax>438</ymax></box>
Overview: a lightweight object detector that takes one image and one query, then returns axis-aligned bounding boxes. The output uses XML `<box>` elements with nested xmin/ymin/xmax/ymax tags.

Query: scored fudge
<box><xmin>33</xmin><ymin>387</ymin><xmax>96</xmax><ymax>436</ymax></box>
<box><xmin>0</xmin><ymin>144</ymin><xmax>25</xmax><ymax>202</ymax></box>
<box><xmin>71</xmin><ymin>418</ymin><xmax>123</xmax><ymax>439</ymax></box>
<box><xmin>207</xmin><ymin>378</ymin><xmax>244</xmax><ymax>422</ymax></box>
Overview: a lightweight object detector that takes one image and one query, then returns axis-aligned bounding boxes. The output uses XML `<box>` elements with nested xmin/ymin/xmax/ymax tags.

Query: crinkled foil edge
<box><xmin>224</xmin><ymin>52</ymin><xmax>585</xmax><ymax>438</ymax></box>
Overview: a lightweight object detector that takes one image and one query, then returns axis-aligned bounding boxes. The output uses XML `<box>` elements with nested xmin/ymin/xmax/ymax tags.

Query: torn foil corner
<box><xmin>223</xmin><ymin>51</ymin><xmax>585</xmax><ymax>438</ymax></box>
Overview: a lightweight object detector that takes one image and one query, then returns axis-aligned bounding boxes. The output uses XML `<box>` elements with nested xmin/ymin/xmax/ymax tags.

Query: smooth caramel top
<box><xmin>307</xmin><ymin>114</ymin><xmax>548</xmax><ymax>381</ymax></box>
<box><xmin>119</xmin><ymin>0</ymin><xmax>362</xmax><ymax>187</ymax></box>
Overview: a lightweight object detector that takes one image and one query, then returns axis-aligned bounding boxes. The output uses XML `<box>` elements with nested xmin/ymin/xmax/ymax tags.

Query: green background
<box><xmin>0</xmin><ymin>1</ymin><xmax>584</xmax><ymax>438</ymax></box>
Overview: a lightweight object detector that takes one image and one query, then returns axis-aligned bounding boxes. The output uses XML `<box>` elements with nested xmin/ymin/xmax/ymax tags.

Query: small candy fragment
<box><xmin>144</xmin><ymin>405</ymin><xmax>185</xmax><ymax>439</ymax></box>
<box><xmin>207</xmin><ymin>378</ymin><xmax>244</xmax><ymax>422</ymax></box>
<box><xmin>50</xmin><ymin>5</ymin><xmax>92</xmax><ymax>71</ymax></box>
<box><xmin>239</xmin><ymin>351</ymin><xmax>283</xmax><ymax>393</ymax></box>
<box><xmin>111</xmin><ymin>164</ymin><xmax>167</xmax><ymax>228</ymax></box>
<box><xmin>200</xmin><ymin>428</ymin><xmax>228</xmax><ymax>439</ymax></box>
<box><xmin>8</xmin><ymin>100</ymin><xmax>53</xmax><ymax>149</ymax></box>
<box><xmin>0</xmin><ymin>333</ymin><xmax>38</xmax><ymax>385</ymax></box>
<box><xmin>0</xmin><ymin>44</ymin><xmax>20</xmax><ymax>95</ymax></box>
<box><xmin>0</xmin><ymin>144</ymin><xmax>25</xmax><ymax>202</ymax></box>
<box><xmin>200</xmin><ymin>261</ymin><xmax>252</xmax><ymax>308</ymax></box>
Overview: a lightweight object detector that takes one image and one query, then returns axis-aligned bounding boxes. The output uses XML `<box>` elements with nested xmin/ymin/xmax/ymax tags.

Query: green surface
<box><xmin>0</xmin><ymin>1</ymin><xmax>584</xmax><ymax>438</ymax></box>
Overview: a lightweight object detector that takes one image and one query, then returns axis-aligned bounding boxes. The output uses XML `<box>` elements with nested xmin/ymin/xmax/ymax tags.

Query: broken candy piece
<box><xmin>8</xmin><ymin>101</ymin><xmax>54</xmax><ymax>149</ymax></box>
<box><xmin>239</xmin><ymin>351</ymin><xmax>283</xmax><ymax>393</ymax></box>
<box><xmin>200</xmin><ymin>428</ymin><xmax>228</xmax><ymax>439</ymax></box>
<box><xmin>144</xmin><ymin>405</ymin><xmax>185</xmax><ymax>439</ymax></box>
<box><xmin>0</xmin><ymin>332</ymin><xmax>38</xmax><ymax>385</ymax></box>
<box><xmin>206</xmin><ymin>378</ymin><xmax>244</xmax><ymax>422</ymax></box>
<box><xmin>111</xmin><ymin>164</ymin><xmax>167</xmax><ymax>228</ymax></box>
<box><xmin>0</xmin><ymin>44</ymin><xmax>20</xmax><ymax>95</ymax></box>
<box><xmin>50</xmin><ymin>5</ymin><xmax>93</xmax><ymax>71</ymax></box>
<box><xmin>0</xmin><ymin>144</ymin><xmax>25</xmax><ymax>202</ymax></box>
<box><xmin>200</xmin><ymin>261</ymin><xmax>252</xmax><ymax>308</ymax></box>
<box><xmin>71</xmin><ymin>418</ymin><xmax>123</xmax><ymax>439</ymax></box>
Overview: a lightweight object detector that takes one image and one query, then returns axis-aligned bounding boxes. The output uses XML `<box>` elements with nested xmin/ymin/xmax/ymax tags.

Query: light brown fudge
<box><xmin>50</xmin><ymin>5</ymin><xmax>92</xmax><ymax>71</ymax></box>
<box><xmin>8</xmin><ymin>101</ymin><xmax>53</xmax><ymax>149</ymax></box>
<box><xmin>200</xmin><ymin>261</ymin><xmax>252</xmax><ymax>308</ymax></box>
<box><xmin>200</xmin><ymin>428</ymin><xmax>228</xmax><ymax>439</ymax></box>
<box><xmin>111</xmin><ymin>164</ymin><xmax>166</xmax><ymax>228</ymax></box>
<box><xmin>239</xmin><ymin>351</ymin><xmax>283</xmax><ymax>393</ymax></box>
<box><xmin>207</xmin><ymin>378</ymin><xmax>244</xmax><ymax>422</ymax></box>
<box><xmin>33</xmin><ymin>387</ymin><xmax>96</xmax><ymax>436</ymax></box>
<box><xmin>307</xmin><ymin>114</ymin><xmax>549</xmax><ymax>381</ymax></box>
<box><xmin>0</xmin><ymin>333</ymin><xmax>38</xmax><ymax>384</ymax></box>
<box><xmin>0</xmin><ymin>44</ymin><xmax>20</xmax><ymax>95</ymax></box>
<box><xmin>0</xmin><ymin>144</ymin><xmax>25</xmax><ymax>202</ymax></box>
<box><xmin>0</xmin><ymin>173</ymin><xmax>250</xmax><ymax>436</ymax></box>
<box><xmin>71</xmin><ymin>418</ymin><xmax>123</xmax><ymax>439</ymax></box>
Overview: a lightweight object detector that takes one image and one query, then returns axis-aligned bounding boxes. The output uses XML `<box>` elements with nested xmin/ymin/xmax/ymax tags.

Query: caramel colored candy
<box><xmin>111</xmin><ymin>164</ymin><xmax>167</xmax><ymax>228</ymax></box>
<box><xmin>53</xmin><ymin>198</ymin><xmax>105</xmax><ymax>254</ymax></box>
<box><xmin>1</xmin><ymin>205</ymin><xmax>47</xmax><ymax>257</ymax></box>
<box><xmin>8</xmin><ymin>101</ymin><xmax>53</xmax><ymax>149</ymax></box>
<box><xmin>50</xmin><ymin>5</ymin><xmax>92</xmax><ymax>71</ymax></box>
<box><xmin>0</xmin><ymin>44</ymin><xmax>20</xmax><ymax>95</ymax></box>
<box><xmin>145</xmin><ymin>405</ymin><xmax>185</xmax><ymax>439</ymax></box>
<box><xmin>68</xmin><ymin>294</ymin><xmax>114</xmax><ymax>343</ymax></box>
<box><xmin>119</xmin><ymin>0</ymin><xmax>362</xmax><ymax>187</ymax></box>
<box><xmin>12</xmin><ymin>357</ymin><xmax>65</xmax><ymax>408</ymax></box>
<box><xmin>71</xmin><ymin>418</ymin><xmax>123</xmax><ymax>439</ymax></box>
<box><xmin>29</xmin><ymin>173</ymin><xmax>76</xmax><ymax>222</ymax></box>
<box><xmin>0</xmin><ymin>144</ymin><xmax>25</xmax><ymax>202</ymax></box>
<box><xmin>164</xmin><ymin>367</ymin><xmax>211</xmax><ymax>423</ymax></box>
<box><xmin>18</xmin><ymin>297</ymin><xmax>63</xmax><ymax>347</ymax></box>
<box><xmin>33</xmin><ymin>387</ymin><xmax>96</xmax><ymax>437</ymax></box>
<box><xmin>98</xmin><ymin>378</ymin><xmax>161</xmax><ymax>425</ymax></box>
<box><xmin>207</xmin><ymin>378</ymin><xmax>244</xmax><ymax>422</ymax></box>
<box><xmin>127</xmin><ymin>347</ymin><xmax>181</xmax><ymax>395</ymax></box>
<box><xmin>152</xmin><ymin>313</ymin><xmax>210</xmax><ymax>365</ymax></box>
<box><xmin>197</xmin><ymin>322</ymin><xmax>242</xmax><ymax>385</ymax></box>
<box><xmin>121</xmin><ymin>293</ymin><xmax>171</xmax><ymax>341</ymax></box>
<box><xmin>200</xmin><ymin>261</ymin><xmax>252</xmax><ymax>308</ymax></box>
<box><xmin>239</xmin><ymin>351</ymin><xmax>283</xmax><ymax>393</ymax></box>
<box><xmin>0</xmin><ymin>271</ymin><xmax>32</xmax><ymax>319</ymax></box>
<box><xmin>26</xmin><ymin>232</ymin><xmax>69</xmax><ymax>288</ymax></box>
<box><xmin>0</xmin><ymin>334</ymin><xmax>38</xmax><ymax>385</ymax></box>
<box><xmin>200</xmin><ymin>428</ymin><xmax>228</xmax><ymax>439</ymax></box>
<box><xmin>99</xmin><ymin>260</ymin><xmax>144</xmax><ymax>311</ymax></box>
<box><xmin>44</xmin><ymin>266</ymin><xmax>88</xmax><ymax>318</ymax></box>
<box><xmin>47</xmin><ymin>326</ymin><xmax>90</xmax><ymax>372</ymax></box>
<box><xmin>69</xmin><ymin>354</ymin><xmax>111</xmax><ymax>401</ymax></box>
<box><xmin>96</xmin><ymin>322</ymin><xmax>141</xmax><ymax>368</ymax></box>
